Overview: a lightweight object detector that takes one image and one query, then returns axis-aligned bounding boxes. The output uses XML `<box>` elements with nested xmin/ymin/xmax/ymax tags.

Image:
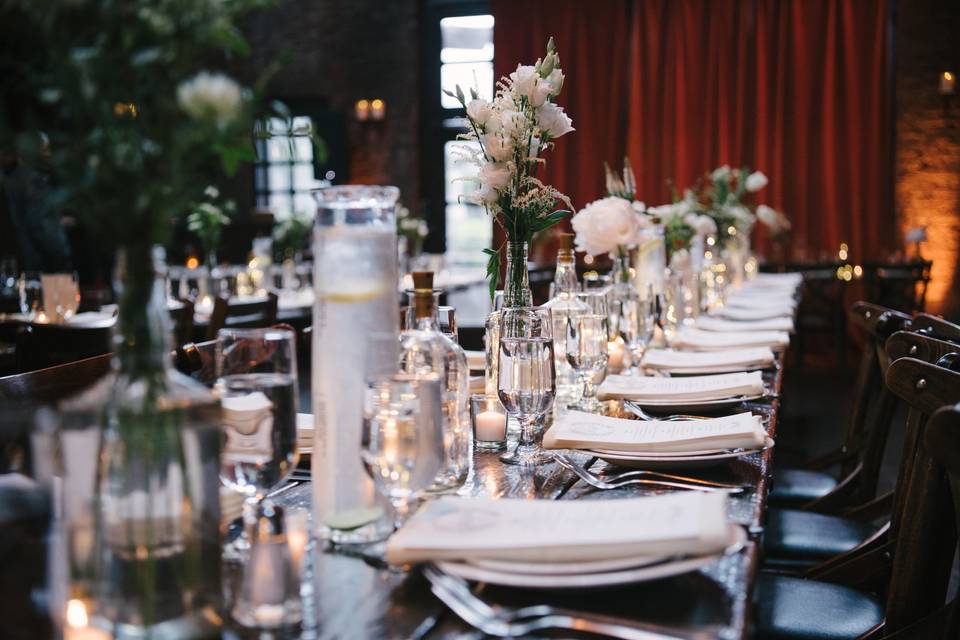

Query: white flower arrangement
<box><xmin>177</xmin><ymin>71</ymin><xmax>245</xmax><ymax>129</ymax></box>
<box><xmin>571</xmin><ymin>196</ymin><xmax>649</xmax><ymax>257</ymax></box>
<box><xmin>446</xmin><ymin>38</ymin><xmax>574</xmax><ymax>293</ymax></box>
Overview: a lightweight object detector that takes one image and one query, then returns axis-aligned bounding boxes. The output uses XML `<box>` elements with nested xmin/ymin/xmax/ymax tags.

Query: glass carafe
<box><xmin>543</xmin><ymin>233</ymin><xmax>587</xmax><ymax>402</ymax></box>
<box><xmin>400</xmin><ymin>272</ymin><xmax>470</xmax><ymax>492</ymax></box>
<box><xmin>311</xmin><ymin>185</ymin><xmax>400</xmax><ymax>544</ymax></box>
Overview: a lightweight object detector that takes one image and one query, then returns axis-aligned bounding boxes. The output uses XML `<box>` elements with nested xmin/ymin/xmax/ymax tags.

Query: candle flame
<box><xmin>66</xmin><ymin>599</ymin><xmax>88</xmax><ymax>627</ymax></box>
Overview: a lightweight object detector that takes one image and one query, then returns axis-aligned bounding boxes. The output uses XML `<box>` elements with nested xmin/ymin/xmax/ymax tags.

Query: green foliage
<box><xmin>1</xmin><ymin>0</ymin><xmax>275</xmax><ymax>251</ymax></box>
<box><xmin>273</xmin><ymin>213</ymin><xmax>312</xmax><ymax>262</ymax></box>
<box><xmin>186</xmin><ymin>186</ymin><xmax>234</xmax><ymax>260</ymax></box>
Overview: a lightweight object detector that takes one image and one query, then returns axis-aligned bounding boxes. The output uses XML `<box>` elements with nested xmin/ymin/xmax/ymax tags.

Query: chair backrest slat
<box><xmin>207</xmin><ymin>293</ymin><xmax>278</xmax><ymax>340</ymax></box>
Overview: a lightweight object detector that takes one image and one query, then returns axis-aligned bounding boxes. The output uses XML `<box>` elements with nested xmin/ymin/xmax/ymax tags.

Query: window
<box><xmin>422</xmin><ymin>4</ymin><xmax>493</xmax><ymax>265</ymax></box>
<box><xmin>253</xmin><ymin>116</ymin><xmax>323</xmax><ymax>219</ymax></box>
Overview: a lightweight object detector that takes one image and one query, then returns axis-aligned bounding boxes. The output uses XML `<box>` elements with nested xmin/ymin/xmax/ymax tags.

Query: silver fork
<box><xmin>423</xmin><ymin>566</ymin><xmax>713</xmax><ymax>640</ymax></box>
<box><xmin>553</xmin><ymin>454</ymin><xmax>744</xmax><ymax>493</ymax></box>
<box><xmin>553</xmin><ymin>453</ymin><xmax>747</xmax><ymax>491</ymax></box>
<box><xmin>622</xmin><ymin>401</ymin><xmax>711</xmax><ymax>422</ymax></box>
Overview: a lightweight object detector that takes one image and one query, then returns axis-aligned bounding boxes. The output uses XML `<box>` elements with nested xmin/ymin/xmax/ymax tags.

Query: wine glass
<box><xmin>497</xmin><ymin>306</ymin><xmax>556</xmax><ymax>467</ymax></box>
<box><xmin>361</xmin><ymin>373</ymin><xmax>445</xmax><ymax>529</ymax></box>
<box><xmin>617</xmin><ymin>284</ymin><xmax>657</xmax><ymax>374</ymax></box>
<box><xmin>436</xmin><ymin>306</ymin><xmax>458</xmax><ymax>341</ymax></box>
<box><xmin>567</xmin><ymin>291</ymin><xmax>610</xmax><ymax>411</ymax></box>
<box><xmin>215</xmin><ymin>327</ymin><xmax>299</xmax><ymax>556</ymax></box>
<box><xmin>19</xmin><ymin>271</ymin><xmax>42</xmax><ymax>320</ymax></box>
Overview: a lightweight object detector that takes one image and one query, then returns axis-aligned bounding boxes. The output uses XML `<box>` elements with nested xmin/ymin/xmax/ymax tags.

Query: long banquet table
<box><xmin>256</xmin><ymin>358</ymin><xmax>785</xmax><ymax>640</ymax></box>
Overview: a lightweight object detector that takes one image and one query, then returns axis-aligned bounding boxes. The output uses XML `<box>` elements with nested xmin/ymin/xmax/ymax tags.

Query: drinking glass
<box><xmin>618</xmin><ymin>284</ymin><xmax>657</xmax><ymax>374</ymax></box>
<box><xmin>567</xmin><ymin>291</ymin><xmax>610</xmax><ymax>410</ymax></box>
<box><xmin>360</xmin><ymin>374</ymin><xmax>445</xmax><ymax>529</ymax></box>
<box><xmin>497</xmin><ymin>306</ymin><xmax>556</xmax><ymax>466</ymax></box>
<box><xmin>19</xmin><ymin>271</ymin><xmax>42</xmax><ymax>319</ymax></box>
<box><xmin>216</xmin><ymin>327</ymin><xmax>299</xmax><ymax>554</ymax></box>
<box><xmin>436</xmin><ymin>306</ymin><xmax>457</xmax><ymax>341</ymax></box>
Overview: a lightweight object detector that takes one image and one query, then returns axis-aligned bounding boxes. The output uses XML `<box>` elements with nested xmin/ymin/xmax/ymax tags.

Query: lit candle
<box><xmin>476</xmin><ymin>410</ymin><xmax>506</xmax><ymax>442</ymax></box>
<box><xmin>608</xmin><ymin>339</ymin><xmax>625</xmax><ymax>372</ymax></box>
<box><xmin>64</xmin><ymin>600</ymin><xmax>112</xmax><ymax>640</ymax></box>
<box><xmin>355</xmin><ymin>99</ymin><xmax>370</xmax><ymax>121</ymax></box>
<box><xmin>370</xmin><ymin>98</ymin><xmax>386</xmax><ymax>121</ymax></box>
<box><xmin>940</xmin><ymin>71</ymin><xmax>956</xmax><ymax>96</ymax></box>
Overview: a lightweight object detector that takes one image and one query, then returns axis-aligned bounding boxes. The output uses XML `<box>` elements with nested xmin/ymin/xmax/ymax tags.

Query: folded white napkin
<box><xmin>296</xmin><ymin>413</ymin><xmax>314</xmax><ymax>449</ymax></box>
<box><xmin>697</xmin><ymin>316</ymin><xmax>794</xmax><ymax>333</ymax></box>
<box><xmin>642</xmin><ymin>347</ymin><xmax>776</xmax><ymax>372</ymax></box>
<box><xmin>544</xmin><ymin>410</ymin><xmax>766</xmax><ymax>453</ymax></box>
<box><xmin>597</xmin><ymin>370</ymin><xmax>765</xmax><ymax>402</ymax></box>
<box><xmin>385</xmin><ymin>492</ymin><xmax>730</xmax><ymax>565</ymax></box>
<box><xmin>464</xmin><ymin>350</ymin><xmax>486</xmax><ymax>371</ymax></box>
<box><xmin>673</xmin><ymin>328</ymin><xmax>790</xmax><ymax>350</ymax></box>
<box><xmin>713</xmin><ymin>305</ymin><xmax>793</xmax><ymax>321</ymax></box>
<box><xmin>725</xmin><ymin>293</ymin><xmax>797</xmax><ymax>309</ymax></box>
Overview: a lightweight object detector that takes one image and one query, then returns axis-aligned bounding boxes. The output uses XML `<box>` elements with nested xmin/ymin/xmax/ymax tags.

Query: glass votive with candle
<box><xmin>284</xmin><ymin>508</ymin><xmax>310</xmax><ymax>581</ymax></box>
<box><xmin>470</xmin><ymin>394</ymin><xmax>507</xmax><ymax>451</ymax></box>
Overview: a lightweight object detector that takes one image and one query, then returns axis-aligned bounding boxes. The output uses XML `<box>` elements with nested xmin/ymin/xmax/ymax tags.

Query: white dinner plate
<box><xmin>653</xmin><ymin>364</ymin><xmax>770</xmax><ymax>376</ymax></box>
<box><xmin>435</xmin><ymin>524</ymin><xmax>746</xmax><ymax>589</ymax></box>
<box><xmin>621</xmin><ymin>393</ymin><xmax>766</xmax><ymax>412</ymax></box>
<box><xmin>469</xmin><ymin>553</ymin><xmax>669</xmax><ymax>575</ymax></box>
<box><xmin>589</xmin><ymin>437</ymin><xmax>774</xmax><ymax>469</ymax></box>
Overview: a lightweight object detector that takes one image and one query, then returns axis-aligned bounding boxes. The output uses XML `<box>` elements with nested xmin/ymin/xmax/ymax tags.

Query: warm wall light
<box><xmin>370</xmin><ymin>98</ymin><xmax>386</xmax><ymax>121</ymax></box>
<box><xmin>185</xmin><ymin>256</ymin><xmax>199</xmax><ymax>269</ymax></box>
<box><xmin>939</xmin><ymin>71</ymin><xmax>956</xmax><ymax>96</ymax></box>
<box><xmin>355</xmin><ymin>99</ymin><xmax>370</xmax><ymax>121</ymax></box>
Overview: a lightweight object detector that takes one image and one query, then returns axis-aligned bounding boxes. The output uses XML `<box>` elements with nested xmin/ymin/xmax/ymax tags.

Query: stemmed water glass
<box><xmin>215</xmin><ymin>327</ymin><xmax>299</xmax><ymax>556</ymax></box>
<box><xmin>497</xmin><ymin>306</ymin><xmax>556</xmax><ymax>466</ymax></box>
<box><xmin>567</xmin><ymin>291</ymin><xmax>610</xmax><ymax>410</ymax></box>
<box><xmin>360</xmin><ymin>373</ymin><xmax>445</xmax><ymax>530</ymax></box>
<box><xmin>617</xmin><ymin>284</ymin><xmax>658</xmax><ymax>374</ymax></box>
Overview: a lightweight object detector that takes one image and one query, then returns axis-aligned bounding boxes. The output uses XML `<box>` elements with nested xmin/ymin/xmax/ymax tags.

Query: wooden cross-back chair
<box><xmin>756</xmin><ymin>364</ymin><xmax>960</xmax><ymax>640</ymax></box>
<box><xmin>207</xmin><ymin>293</ymin><xmax>278</xmax><ymax>340</ymax></box>
<box><xmin>910</xmin><ymin>312</ymin><xmax>960</xmax><ymax>344</ymax></box>
<box><xmin>13</xmin><ymin>323</ymin><xmax>113</xmax><ymax>373</ymax></box>
<box><xmin>769</xmin><ymin>302</ymin><xmax>911</xmax><ymax>511</ymax></box>
<box><xmin>168</xmin><ymin>298</ymin><xmax>196</xmax><ymax>347</ymax></box>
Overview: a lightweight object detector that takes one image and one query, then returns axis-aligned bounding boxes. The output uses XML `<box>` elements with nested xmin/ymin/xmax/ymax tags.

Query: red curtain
<box><xmin>492</xmin><ymin>0</ymin><xmax>632</xmax><ymax>261</ymax></box>
<box><xmin>492</xmin><ymin>0</ymin><xmax>893</xmax><ymax>262</ymax></box>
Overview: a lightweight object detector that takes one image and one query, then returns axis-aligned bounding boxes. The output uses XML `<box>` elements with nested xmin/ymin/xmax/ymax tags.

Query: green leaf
<box><xmin>485</xmin><ymin>249</ymin><xmax>501</xmax><ymax>301</ymax></box>
<box><xmin>211</xmin><ymin>23</ymin><xmax>251</xmax><ymax>56</ymax></box>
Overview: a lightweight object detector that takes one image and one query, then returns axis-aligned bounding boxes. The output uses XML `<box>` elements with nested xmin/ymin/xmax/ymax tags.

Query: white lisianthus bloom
<box><xmin>204</xmin><ymin>185</ymin><xmax>220</xmax><ymax>199</ymax></box>
<box><xmin>544</xmin><ymin>68</ymin><xmax>565</xmax><ymax>97</ymax></box>
<box><xmin>631</xmin><ymin>200</ymin><xmax>647</xmax><ymax>214</ymax></box>
<box><xmin>509</xmin><ymin>65</ymin><xmax>539</xmax><ymax>96</ymax></box>
<box><xmin>177</xmin><ymin>71</ymin><xmax>243</xmax><ymax>128</ymax></box>
<box><xmin>745</xmin><ymin>171</ymin><xmax>768</xmax><ymax>192</ymax></box>
<box><xmin>482</xmin><ymin>133</ymin><xmax>514</xmax><ymax>161</ymax></box>
<box><xmin>474</xmin><ymin>184</ymin><xmax>499</xmax><ymax>205</ymax></box>
<box><xmin>478</xmin><ymin>162</ymin><xmax>512</xmax><ymax>190</ymax></box>
<box><xmin>500</xmin><ymin>109</ymin><xmax>529</xmax><ymax>135</ymax></box>
<box><xmin>684</xmin><ymin>213</ymin><xmax>717</xmax><ymax>236</ymax></box>
<box><xmin>466</xmin><ymin>98</ymin><xmax>493</xmax><ymax>126</ymax></box>
<box><xmin>537</xmin><ymin>102</ymin><xmax>574</xmax><ymax>138</ymax></box>
<box><xmin>571</xmin><ymin>196</ymin><xmax>648</xmax><ymax>256</ymax></box>
<box><xmin>756</xmin><ymin>204</ymin><xmax>778</xmax><ymax>228</ymax></box>
<box><xmin>417</xmin><ymin>221</ymin><xmax>429</xmax><ymax>237</ymax></box>
<box><xmin>711</xmin><ymin>165</ymin><xmax>732</xmax><ymax>182</ymax></box>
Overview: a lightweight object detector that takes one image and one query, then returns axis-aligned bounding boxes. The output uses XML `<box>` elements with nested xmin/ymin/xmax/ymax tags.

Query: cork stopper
<box><xmin>412</xmin><ymin>271</ymin><xmax>435</xmax><ymax>319</ymax></box>
<box><xmin>558</xmin><ymin>233</ymin><xmax>574</xmax><ymax>252</ymax></box>
<box><xmin>412</xmin><ymin>271</ymin><xmax>433</xmax><ymax>291</ymax></box>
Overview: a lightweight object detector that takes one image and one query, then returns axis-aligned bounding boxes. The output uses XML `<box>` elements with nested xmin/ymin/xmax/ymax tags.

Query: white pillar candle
<box><xmin>608</xmin><ymin>339</ymin><xmax>625</xmax><ymax>372</ymax></box>
<box><xmin>475</xmin><ymin>410</ymin><xmax>506</xmax><ymax>442</ymax></box>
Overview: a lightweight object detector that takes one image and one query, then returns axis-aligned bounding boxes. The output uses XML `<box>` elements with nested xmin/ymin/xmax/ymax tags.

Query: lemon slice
<box><xmin>324</xmin><ymin>506</ymin><xmax>385</xmax><ymax>531</ymax></box>
<box><xmin>318</xmin><ymin>281</ymin><xmax>386</xmax><ymax>304</ymax></box>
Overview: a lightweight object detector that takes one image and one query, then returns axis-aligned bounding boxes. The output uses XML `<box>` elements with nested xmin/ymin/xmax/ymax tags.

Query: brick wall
<box><xmin>240</xmin><ymin>0</ymin><xmax>421</xmax><ymax>209</ymax></box>
<box><xmin>895</xmin><ymin>0</ymin><xmax>960</xmax><ymax>315</ymax></box>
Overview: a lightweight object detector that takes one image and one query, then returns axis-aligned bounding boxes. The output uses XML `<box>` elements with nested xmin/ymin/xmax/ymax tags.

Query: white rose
<box><xmin>478</xmin><ymin>162</ymin><xmax>511</xmax><ymax>189</ymax></box>
<box><xmin>745</xmin><ymin>171</ymin><xmax>768</xmax><ymax>192</ymax></box>
<box><xmin>571</xmin><ymin>196</ymin><xmax>647</xmax><ymax>256</ymax></box>
<box><xmin>466</xmin><ymin>98</ymin><xmax>493</xmax><ymax>126</ymax></box>
<box><xmin>685</xmin><ymin>214</ymin><xmax>717</xmax><ymax>236</ymax></box>
<box><xmin>711</xmin><ymin>165</ymin><xmax>732</xmax><ymax>182</ymax></box>
<box><xmin>670</xmin><ymin>248</ymin><xmax>691</xmax><ymax>271</ymax></box>
<box><xmin>481</xmin><ymin>132</ymin><xmax>514</xmax><ymax>161</ymax></box>
<box><xmin>177</xmin><ymin>71</ymin><xmax>243</xmax><ymax>128</ymax></box>
<box><xmin>537</xmin><ymin>102</ymin><xmax>574</xmax><ymax>138</ymax></box>
<box><xmin>631</xmin><ymin>200</ymin><xmax>646</xmax><ymax>214</ymax></box>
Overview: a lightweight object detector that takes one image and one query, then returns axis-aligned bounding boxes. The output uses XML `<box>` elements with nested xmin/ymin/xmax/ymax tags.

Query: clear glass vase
<box><xmin>56</xmin><ymin>247</ymin><xmax>224</xmax><ymax>640</ymax></box>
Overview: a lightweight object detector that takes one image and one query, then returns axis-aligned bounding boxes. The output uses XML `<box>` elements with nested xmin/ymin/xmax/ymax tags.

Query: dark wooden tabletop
<box><xmin>252</xmin><ymin>360</ymin><xmax>784</xmax><ymax>640</ymax></box>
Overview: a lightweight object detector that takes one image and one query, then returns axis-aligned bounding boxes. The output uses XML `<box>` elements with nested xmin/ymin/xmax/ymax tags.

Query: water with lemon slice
<box><xmin>312</xmin><ymin>223</ymin><xmax>399</xmax><ymax>543</ymax></box>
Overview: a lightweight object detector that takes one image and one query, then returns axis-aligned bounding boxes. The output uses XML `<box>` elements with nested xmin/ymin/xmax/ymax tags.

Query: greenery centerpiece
<box><xmin>2</xmin><ymin>0</ymin><xmax>275</xmax><ymax>635</ymax></box>
<box><xmin>187</xmin><ymin>186</ymin><xmax>235</xmax><ymax>270</ymax></box>
<box><xmin>447</xmin><ymin>38</ymin><xmax>574</xmax><ymax>305</ymax></box>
